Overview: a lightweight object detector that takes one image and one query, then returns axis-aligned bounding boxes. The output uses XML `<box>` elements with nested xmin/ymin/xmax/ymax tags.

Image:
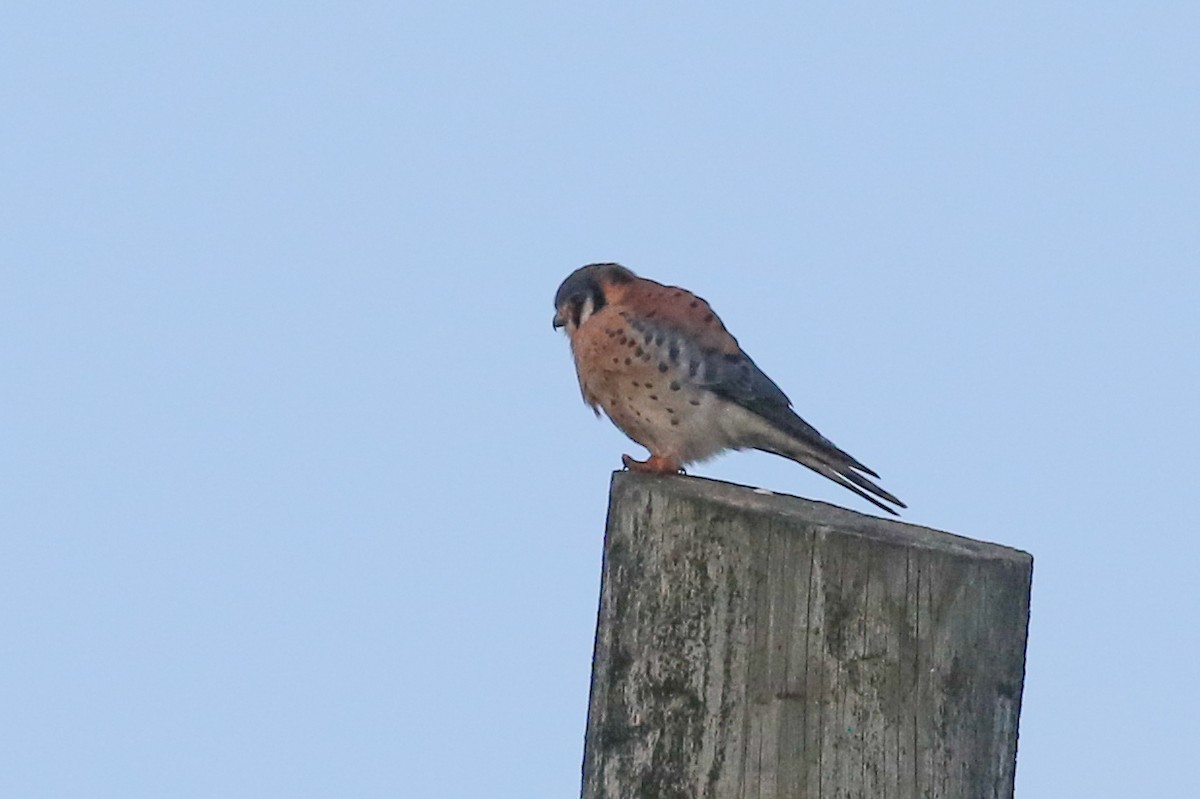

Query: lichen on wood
<box><xmin>582</xmin><ymin>472</ymin><xmax>1032</xmax><ymax>799</ymax></box>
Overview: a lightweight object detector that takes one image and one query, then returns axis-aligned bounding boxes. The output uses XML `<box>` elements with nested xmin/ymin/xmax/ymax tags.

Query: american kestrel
<box><xmin>553</xmin><ymin>262</ymin><xmax>905</xmax><ymax>515</ymax></box>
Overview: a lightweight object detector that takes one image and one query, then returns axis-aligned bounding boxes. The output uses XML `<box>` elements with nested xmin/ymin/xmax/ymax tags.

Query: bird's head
<box><xmin>552</xmin><ymin>262</ymin><xmax>636</xmax><ymax>334</ymax></box>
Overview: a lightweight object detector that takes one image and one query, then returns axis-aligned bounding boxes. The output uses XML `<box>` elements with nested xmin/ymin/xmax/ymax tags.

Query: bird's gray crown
<box><xmin>554</xmin><ymin>263</ymin><xmax>636</xmax><ymax>309</ymax></box>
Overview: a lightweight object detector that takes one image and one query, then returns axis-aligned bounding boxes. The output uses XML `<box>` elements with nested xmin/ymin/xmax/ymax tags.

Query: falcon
<box><xmin>552</xmin><ymin>262</ymin><xmax>905</xmax><ymax>515</ymax></box>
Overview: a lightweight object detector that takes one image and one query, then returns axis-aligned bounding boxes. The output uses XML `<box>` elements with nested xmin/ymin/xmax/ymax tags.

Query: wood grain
<box><xmin>582</xmin><ymin>472</ymin><xmax>1032</xmax><ymax>799</ymax></box>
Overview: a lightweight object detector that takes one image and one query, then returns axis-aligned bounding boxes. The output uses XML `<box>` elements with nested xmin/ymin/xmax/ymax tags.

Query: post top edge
<box><xmin>609</xmin><ymin>471</ymin><xmax>1032</xmax><ymax>564</ymax></box>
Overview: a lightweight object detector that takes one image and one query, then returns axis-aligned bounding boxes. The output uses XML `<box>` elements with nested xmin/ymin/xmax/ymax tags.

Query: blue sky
<box><xmin>3</xmin><ymin>3</ymin><xmax>1198</xmax><ymax>797</ymax></box>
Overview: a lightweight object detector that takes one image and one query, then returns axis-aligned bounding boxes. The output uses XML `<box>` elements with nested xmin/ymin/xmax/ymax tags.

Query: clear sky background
<box><xmin>3</xmin><ymin>3</ymin><xmax>1198</xmax><ymax>797</ymax></box>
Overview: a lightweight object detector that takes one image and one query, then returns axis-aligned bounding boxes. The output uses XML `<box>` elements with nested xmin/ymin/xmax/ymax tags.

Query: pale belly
<box><xmin>586</xmin><ymin>368</ymin><xmax>732</xmax><ymax>464</ymax></box>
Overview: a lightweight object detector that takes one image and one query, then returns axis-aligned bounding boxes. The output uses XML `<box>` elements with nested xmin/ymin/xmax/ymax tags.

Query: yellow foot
<box><xmin>621</xmin><ymin>453</ymin><xmax>684</xmax><ymax>475</ymax></box>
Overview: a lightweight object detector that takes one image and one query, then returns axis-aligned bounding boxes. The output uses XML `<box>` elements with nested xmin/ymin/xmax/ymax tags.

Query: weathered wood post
<box><xmin>582</xmin><ymin>472</ymin><xmax>1032</xmax><ymax>799</ymax></box>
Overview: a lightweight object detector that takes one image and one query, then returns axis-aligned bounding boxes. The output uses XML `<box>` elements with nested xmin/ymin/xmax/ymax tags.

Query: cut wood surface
<box><xmin>582</xmin><ymin>472</ymin><xmax>1033</xmax><ymax>799</ymax></box>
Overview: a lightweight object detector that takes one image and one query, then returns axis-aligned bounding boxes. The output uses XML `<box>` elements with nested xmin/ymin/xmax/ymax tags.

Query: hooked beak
<box><xmin>552</xmin><ymin>311</ymin><xmax>566</xmax><ymax>330</ymax></box>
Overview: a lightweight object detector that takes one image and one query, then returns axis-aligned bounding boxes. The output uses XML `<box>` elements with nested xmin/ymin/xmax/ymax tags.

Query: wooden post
<box><xmin>582</xmin><ymin>472</ymin><xmax>1032</xmax><ymax>799</ymax></box>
